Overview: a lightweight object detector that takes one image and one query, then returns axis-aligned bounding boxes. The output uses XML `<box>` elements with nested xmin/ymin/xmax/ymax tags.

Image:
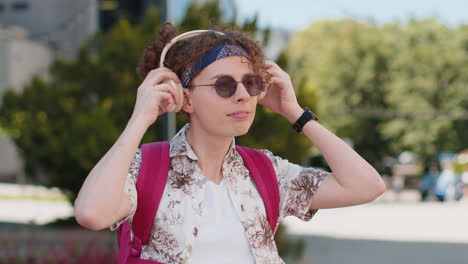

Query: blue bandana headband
<box><xmin>181</xmin><ymin>44</ymin><xmax>249</xmax><ymax>87</ymax></box>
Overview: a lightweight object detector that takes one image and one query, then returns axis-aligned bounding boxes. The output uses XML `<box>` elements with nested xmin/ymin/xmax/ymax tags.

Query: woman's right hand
<box><xmin>130</xmin><ymin>67</ymin><xmax>181</xmax><ymax>128</ymax></box>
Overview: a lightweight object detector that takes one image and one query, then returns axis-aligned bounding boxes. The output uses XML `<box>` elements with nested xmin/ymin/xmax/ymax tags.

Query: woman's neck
<box><xmin>185</xmin><ymin>123</ymin><xmax>233</xmax><ymax>182</ymax></box>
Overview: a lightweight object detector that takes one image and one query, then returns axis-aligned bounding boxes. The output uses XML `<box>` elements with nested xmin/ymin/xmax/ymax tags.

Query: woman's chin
<box><xmin>230</xmin><ymin>123</ymin><xmax>252</xmax><ymax>137</ymax></box>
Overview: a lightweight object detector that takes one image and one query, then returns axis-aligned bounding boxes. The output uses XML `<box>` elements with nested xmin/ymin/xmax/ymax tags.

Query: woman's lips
<box><xmin>228</xmin><ymin>112</ymin><xmax>250</xmax><ymax>119</ymax></box>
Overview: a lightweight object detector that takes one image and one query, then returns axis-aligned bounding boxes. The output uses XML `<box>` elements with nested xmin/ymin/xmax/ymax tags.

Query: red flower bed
<box><xmin>0</xmin><ymin>226</ymin><xmax>118</xmax><ymax>264</ymax></box>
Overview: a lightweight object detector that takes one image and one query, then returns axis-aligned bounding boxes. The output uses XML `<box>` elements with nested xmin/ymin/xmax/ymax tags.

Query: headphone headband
<box><xmin>159</xmin><ymin>30</ymin><xmax>225</xmax><ymax>68</ymax></box>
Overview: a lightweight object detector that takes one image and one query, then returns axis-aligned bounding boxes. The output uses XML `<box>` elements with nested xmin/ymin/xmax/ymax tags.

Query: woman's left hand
<box><xmin>258</xmin><ymin>61</ymin><xmax>302</xmax><ymax>122</ymax></box>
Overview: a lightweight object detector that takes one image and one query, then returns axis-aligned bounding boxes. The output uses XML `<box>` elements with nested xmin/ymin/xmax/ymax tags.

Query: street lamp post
<box><xmin>162</xmin><ymin>0</ymin><xmax>176</xmax><ymax>141</ymax></box>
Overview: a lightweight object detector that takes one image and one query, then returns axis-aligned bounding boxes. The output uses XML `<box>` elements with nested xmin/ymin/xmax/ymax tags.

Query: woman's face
<box><xmin>183</xmin><ymin>56</ymin><xmax>258</xmax><ymax>138</ymax></box>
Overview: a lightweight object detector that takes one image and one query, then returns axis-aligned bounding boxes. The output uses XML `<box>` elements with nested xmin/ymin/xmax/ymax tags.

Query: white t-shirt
<box><xmin>189</xmin><ymin>178</ymin><xmax>255</xmax><ymax>264</ymax></box>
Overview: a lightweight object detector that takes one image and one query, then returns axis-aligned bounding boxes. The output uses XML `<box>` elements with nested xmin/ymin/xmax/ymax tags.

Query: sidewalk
<box><xmin>283</xmin><ymin>190</ymin><xmax>468</xmax><ymax>264</ymax></box>
<box><xmin>283</xmin><ymin>190</ymin><xmax>468</xmax><ymax>244</ymax></box>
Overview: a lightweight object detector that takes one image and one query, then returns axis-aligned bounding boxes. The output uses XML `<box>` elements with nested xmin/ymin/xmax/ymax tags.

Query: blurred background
<box><xmin>0</xmin><ymin>0</ymin><xmax>467</xmax><ymax>263</ymax></box>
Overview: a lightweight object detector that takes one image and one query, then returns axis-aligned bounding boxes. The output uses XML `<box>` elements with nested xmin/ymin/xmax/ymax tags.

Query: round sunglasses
<box><xmin>187</xmin><ymin>74</ymin><xmax>265</xmax><ymax>98</ymax></box>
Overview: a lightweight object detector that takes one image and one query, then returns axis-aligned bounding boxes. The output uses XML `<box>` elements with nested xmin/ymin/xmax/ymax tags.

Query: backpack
<box><xmin>116</xmin><ymin>141</ymin><xmax>279</xmax><ymax>264</ymax></box>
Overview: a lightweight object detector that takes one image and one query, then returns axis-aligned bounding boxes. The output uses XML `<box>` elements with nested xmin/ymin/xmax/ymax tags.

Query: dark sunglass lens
<box><xmin>214</xmin><ymin>76</ymin><xmax>237</xmax><ymax>97</ymax></box>
<box><xmin>243</xmin><ymin>75</ymin><xmax>263</xmax><ymax>96</ymax></box>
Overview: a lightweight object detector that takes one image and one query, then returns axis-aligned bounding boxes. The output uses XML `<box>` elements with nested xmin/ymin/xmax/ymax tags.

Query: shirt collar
<box><xmin>169</xmin><ymin>123</ymin><xmax>237</xmax><ymax>161</ymax></box>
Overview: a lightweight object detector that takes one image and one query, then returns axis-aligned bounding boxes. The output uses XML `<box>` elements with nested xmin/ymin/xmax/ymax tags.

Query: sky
<box><xmin>235</xmin><ymin>0</ymin><xmax>468</xmax><ymax>31</ymax></box>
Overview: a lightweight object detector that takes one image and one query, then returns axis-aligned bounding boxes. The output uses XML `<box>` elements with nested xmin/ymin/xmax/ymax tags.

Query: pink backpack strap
<box><xmin>236</xmin><ymin>146</ymin><xmax>280</xmax><ymax>233</ymax></box>
<box><xmin>131</xmin><ymin>141</ymin><xmax>170</xmax><ymax>254</ymax></box>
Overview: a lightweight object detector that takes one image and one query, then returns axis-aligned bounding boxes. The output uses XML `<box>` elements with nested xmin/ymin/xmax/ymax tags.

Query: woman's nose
<box><xmin>233</xmin><ymin>81</ymin><xmax>250</xmax><ymax>101</ymax></box>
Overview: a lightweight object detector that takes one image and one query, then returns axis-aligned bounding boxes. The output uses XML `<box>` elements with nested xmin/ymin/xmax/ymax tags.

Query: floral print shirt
<box><xmin>111</xmin><ymin>123</ymin><xmax>331</xmax><ymax>264</ymax></box>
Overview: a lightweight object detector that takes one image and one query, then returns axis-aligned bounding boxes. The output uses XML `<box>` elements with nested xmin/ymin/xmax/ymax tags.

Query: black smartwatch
<box><xmin>292</xmin><ymin>107</ymin><xmax>318</xmax><ymax>134</ymax></box>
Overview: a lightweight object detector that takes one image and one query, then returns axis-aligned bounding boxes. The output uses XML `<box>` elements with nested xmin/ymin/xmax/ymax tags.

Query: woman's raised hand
<box><xmin>258</xmin><ymin>61</ymin><xmax>301</xmax><ymax>121</ymax></box>
<box><xmin>130</xmin><ymin>68</ymin><xmax>181</xmax><ymax>128</ymax></box>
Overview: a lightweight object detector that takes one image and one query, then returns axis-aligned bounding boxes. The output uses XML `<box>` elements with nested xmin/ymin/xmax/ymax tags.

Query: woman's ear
<box><xmin>182</xmin><ymin>89</ymin><xmax>194</xmax><ymax>114</ymax></box>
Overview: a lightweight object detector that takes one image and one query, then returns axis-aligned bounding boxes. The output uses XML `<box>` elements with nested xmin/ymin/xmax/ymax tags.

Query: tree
<box><xmin>285</xmin><ymin>18</ymin><xmax>468</xmax><ymax>166</ymax></box>
<box><xmin>286</xmin><ymin>20</ymin><xmax>394</xmax><ymax>166</ymax></box>
<box><xmin>0</xmin><ymin>12</ymin><xmax>161</xmax><ymax>197</ymax></box>
<box><xmin>382</xmin><ymin>19</ymin><xmax>468</xmax><ymax>162</ymax></box>
<box><xmin>179</xmin><ymin>1</ymin><xmax>225</xmax><ymax>30</ymax></box>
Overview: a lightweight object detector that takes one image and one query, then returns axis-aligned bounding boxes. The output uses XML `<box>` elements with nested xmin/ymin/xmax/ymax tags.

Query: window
<box><xmin>12</xmin><ymin>2</ymin><xmax>29</xmax><ymax>11</ymax></box>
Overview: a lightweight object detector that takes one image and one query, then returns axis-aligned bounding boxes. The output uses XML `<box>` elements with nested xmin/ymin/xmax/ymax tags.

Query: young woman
<box><xmin>74</xmin><ymin>23</ymin><xmax>386</xmax><ymax>264</ymax></box>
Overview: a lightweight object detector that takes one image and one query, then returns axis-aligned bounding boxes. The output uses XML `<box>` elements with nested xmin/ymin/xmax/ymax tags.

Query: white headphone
<box><xmin>159</xmin><ymin>30</ymin><xmax>225</xmax><ymax>69</ymax></box>
<box><xmin>159</xmin><ymin>30</ymin><xmax>224</xmax><ymax>112</ymax></box>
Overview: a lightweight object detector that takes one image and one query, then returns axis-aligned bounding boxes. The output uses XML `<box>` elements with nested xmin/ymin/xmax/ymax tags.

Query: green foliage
<box><xmin>286</xmin><ymin>18</ymin><xmax>468</xmax><ymax>164</ymax></box>
<box><xmin>179</xmin><ymin>1</ymin><xmax>226</xmax><ymax>30</ymax></box>
<box><xmin>0</xmin><ymin>15</ymin><xmax>162</xmax><ymax>198</ymax></box>
<box><xmin>382</xmin><ymin>19</ymin><xmax>468</xmax><ymax>160</ymax></box>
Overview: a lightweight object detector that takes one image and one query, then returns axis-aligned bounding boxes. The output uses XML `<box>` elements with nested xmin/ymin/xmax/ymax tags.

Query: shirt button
<box><xmin>193</xmin><ymin>227</ymin><xmax>198</xmax><ymax>237</ymax></box>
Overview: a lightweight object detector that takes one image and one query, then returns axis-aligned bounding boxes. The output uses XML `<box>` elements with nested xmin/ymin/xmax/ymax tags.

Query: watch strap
<box><xmin>292</xmin><ymin>107</ymin><xmax>318</xmax><ymax>134</ymax></box>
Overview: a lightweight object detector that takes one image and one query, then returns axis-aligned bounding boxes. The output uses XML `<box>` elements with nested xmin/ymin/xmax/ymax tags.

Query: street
<box><xmin>287</xmin><ymin>235</ymin><xmax>468</xmax><ymax>264</ymax></box>
<box><xmin>283</xmin><ymin>190</ymin><xmax>468</xmax><ymax>264</ymax></box>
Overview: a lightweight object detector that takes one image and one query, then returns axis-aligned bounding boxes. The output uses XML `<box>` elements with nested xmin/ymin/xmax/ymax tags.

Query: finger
<box><xmin>265</xmin><ymin>60</ymin><xmax>287</xmax><ymax>72</ymax></box>
<box><xmin>266</xmin><ymin>69</ymin><xmax>290</xmax><ymax>82</ymax></box>
<box><xmin>146</xmin><ymin>67</ymin><xmax>175</xmax><ymax>76</ymax></box>
<box><xmin>269</xmin><ymin>75</ymin><xmax>289</xmax><ymax>83</ymax></box>
<box><xmin>164</xmin><ymin>82</ymin><xmax>181</xmax><ymax>106</ymax></box>
<box><xmin>145</xmin><ymin>68</ymin><xmax>181</xmax><ymax>86</ymax></box>
<box><xmin>153</xmin><ymin>71</ymin><xmax>181</xmax><ymax>86</ymax></box>
<box><xmin>154</xmin><ymin>83</ymin><xmax>178</xmax><ymax>106</ymax></box>
<box><xmin>265</xmin><ymin>63</ymin><xmax>289</xmax><ymax>78</ymax></box>
<box><xmin>156</xmin><ymin>94</ymin><xmax>173</xmax><ymax>115</ymax></box>
<box><xmin>265</xmin><ymin>60</ymin><xmax>281</xmax><ymax>69</ymax></box>
<box><xmin>157</xmin><ymin>91</ymin><xmax>176</xmax><ymax>111</ymax></box>
<box><xmin>268</xmin><ymin>76</ymin><xmax>289</xmax><ymax>88</ymax></box>
<box><xmin>145</xmin><ymin>67</ymin><xmax>169</xmax><ymax>80</ymax></box>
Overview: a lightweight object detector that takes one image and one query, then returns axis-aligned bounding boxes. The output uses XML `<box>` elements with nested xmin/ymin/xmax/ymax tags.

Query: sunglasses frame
<box><xmin>187</xmin><ymin>74</ymin><xmax>266</xmax><ymax>98</ymax></box>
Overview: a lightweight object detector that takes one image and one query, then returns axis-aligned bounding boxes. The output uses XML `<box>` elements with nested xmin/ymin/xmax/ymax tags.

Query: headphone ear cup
<box><xmin>258</xmin><ymin>91</ymin><xmax>266</xmax><ymax>100</ymax></box>
<box><xmin>159</xmin><ymin>79</ymin><xmax>185</xmax><ymax>112</ymax></box>
<box><xmin>171</xmin><ymin>80</ymin><xmax>184</xmax><ymax>112</ymax></box>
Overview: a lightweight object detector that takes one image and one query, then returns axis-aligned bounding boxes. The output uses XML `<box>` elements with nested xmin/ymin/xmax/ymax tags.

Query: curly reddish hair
<box><xmin>137</xmin><ymin>22</ymin><xmax>269</xmax><ymax>86</ymax></box>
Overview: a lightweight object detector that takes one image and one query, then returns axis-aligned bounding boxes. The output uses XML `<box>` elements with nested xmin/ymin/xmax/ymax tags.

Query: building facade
<box><xmin>0</xmin><ymin>27</ymin><xmax>54</xmax><ymax>183</ymax></box>
<box><xmin>0</xmin><ymin>0</ymin><xmax>98</xmax><ymax>58</ymax></box>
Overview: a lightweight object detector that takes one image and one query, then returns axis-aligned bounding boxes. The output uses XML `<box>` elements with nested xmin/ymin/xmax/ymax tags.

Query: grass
<box><xmin>0</xmin><ymin>183</ymin><xmax>69</xmax><ymax>201</ymax></box>
<box><xmin>0</xmin><ymin>194</ymin><xmax>68</xmax><ymax>201</ymax></box>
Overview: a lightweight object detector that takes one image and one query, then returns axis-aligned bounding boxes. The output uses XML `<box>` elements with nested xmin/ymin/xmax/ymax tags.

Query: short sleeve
<box><xmin>259</xmin><ymin>149</ymin><xmax>331</xmax><ymax>222</ymax></box>
<box><xmin>110</xmin><ymin>148</ymin><xmax>142</xmax><ymax>231</ymax></box>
